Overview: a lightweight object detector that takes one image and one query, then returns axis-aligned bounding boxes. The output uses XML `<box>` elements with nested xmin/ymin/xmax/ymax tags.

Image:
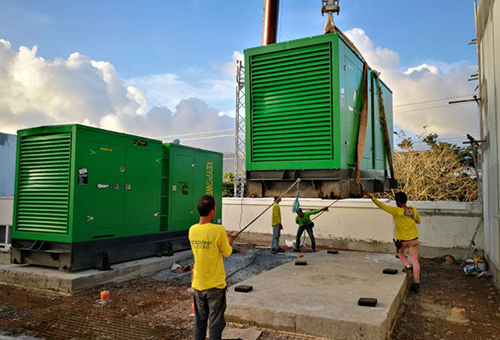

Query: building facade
<box><xmin>477</xmin><ymin>0</ymin><xmax>500</xmax><ymax>288</ymax></box>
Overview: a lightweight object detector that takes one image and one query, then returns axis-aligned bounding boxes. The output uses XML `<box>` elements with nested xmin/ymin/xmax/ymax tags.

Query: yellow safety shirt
<box><xmin>272</xmin><ymin>203</ymin><xmax>281</xmax><ymax>226</ymax></box>
<box><xmin>371</xmin><ymin>197</ymin><xmax>421</xmax><ymax>241</ymax></box>
<box><xmin>189</xmin><ymin>223</ymin><xmax>233</xmax><ymax>291</ymax></box>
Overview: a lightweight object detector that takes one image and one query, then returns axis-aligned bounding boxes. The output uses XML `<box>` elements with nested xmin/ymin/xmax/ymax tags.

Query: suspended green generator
<box><xmin>245</xmin><ymin>32</ymin><xmax>396</xmax><ymax>198</ymax></box>
<box><xmin>11</xmin><ymin>124</ymin><xmax>222</xmax><ymax>270</ymax></box>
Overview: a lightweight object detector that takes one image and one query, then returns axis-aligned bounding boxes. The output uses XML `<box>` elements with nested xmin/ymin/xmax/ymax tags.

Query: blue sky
<box><xmin>0</xmin><ymin>0</ymin><xmax>480</xmax><ymax>150</ymax></box>
<box><xmin>1</xmin><ymin>0</ymin><xmax>476</xmax><ymax>77</ymax></box>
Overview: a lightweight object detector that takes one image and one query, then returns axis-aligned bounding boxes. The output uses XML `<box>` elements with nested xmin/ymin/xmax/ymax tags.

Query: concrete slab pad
<box><xmin>220</xmin><ymin>327</ymin><xmax>261</xmax><ymax>340</ymax></box>
<box><xmin>226</xmin><ymin>251</ymin><xmax>410</xmax><ymax>340</ymax></box>
<box><xmin>0</xmin><ymin>250</ymin><xmax>192</xmax><ymax>294</ymax></box>
<box><xmin>0</xmin><ymin>251</ymin><xmax>10</xmax><ymax>265</ymax></box>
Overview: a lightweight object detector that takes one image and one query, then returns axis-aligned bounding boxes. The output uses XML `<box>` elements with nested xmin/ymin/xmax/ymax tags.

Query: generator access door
<box><xmin>88</xmin><ymin>142</ymin><xmax>124</xmax><ymax>238</ymax></box>
<box><xmin>123</xmin><ymin>147</ymin><xmax>161</xmax><ymax>235</ymax></box>
<box><xmin>168</xmin><ymin>149</ymin><xmax>195</xmax><ymax>231</ymax></box>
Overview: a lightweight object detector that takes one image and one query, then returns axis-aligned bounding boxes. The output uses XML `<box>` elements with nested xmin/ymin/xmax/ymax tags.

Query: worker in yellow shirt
<box><xmin>270</xmin><ymin>196</ymin><xmax>284</xmax><ymax>254</ymax></box>
<box><xmin>189</xmin><ymin>195</ymin><xmax>236</xmax><ymax>340</ymax></box>
<box><xmin>364</xmin><ymin>191</ymin><xmax>422</xmax><ymax>292</ymax></box>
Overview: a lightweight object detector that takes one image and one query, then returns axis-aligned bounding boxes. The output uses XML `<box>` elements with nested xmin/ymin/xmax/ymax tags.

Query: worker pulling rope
<box><xmin>233</xmin><ymin>178</ymin><xmax>301</xmax><ymax>239</ymax></box>
<box><xmin>296</xmin><ymin>198</ymin><xmax>341</xmax><ymax>250</ymax></box>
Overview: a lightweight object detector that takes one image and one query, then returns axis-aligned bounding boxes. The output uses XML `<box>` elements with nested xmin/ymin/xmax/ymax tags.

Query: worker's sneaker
<box><xmin>403</xmin><ymin>265</ymin><xmax>413</xmax><ymax>273</ymax></box>
<box><xmin>293</xmin><ymin>248</ymin><xmax>301</xmax><ymax>252</ymax></box>
<box><xmin>410</xmin><ymin>282</ymin><xmax>421</xmax><ymax>293</ymax></box>
<box><xmin>270</xmin><ymin>249</ymin><xmax>277</xmax><ymax>254</ymax></box>
<box><xmin>276</xmin><ymin>248</ymin><xmax>285</xmax><ymax>253</ymax></box>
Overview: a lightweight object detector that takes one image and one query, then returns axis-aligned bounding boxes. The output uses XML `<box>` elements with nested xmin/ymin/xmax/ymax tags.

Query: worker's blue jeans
<box><xmin>271</xmin><ymin>224</ymin><xmax>281</xmax><ymax>250</ymax></box>
<box><xmin>296</xmin><ymin>222</ymin><xmax>316</xmax><ymax>252</ymax></box>
<box><xmin>194</xmin><ymin>287</ymin><xmax>226</xmax><ymax>340</ymax></box>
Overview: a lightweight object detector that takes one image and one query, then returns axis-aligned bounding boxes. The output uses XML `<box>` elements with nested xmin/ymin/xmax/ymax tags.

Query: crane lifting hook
<box><xmin>321</xmin><ymin>0</ymin><xmax>340</xmax><ymax>34</ymax></box>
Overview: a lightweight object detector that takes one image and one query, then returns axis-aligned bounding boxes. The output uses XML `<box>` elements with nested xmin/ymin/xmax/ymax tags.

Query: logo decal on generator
<box><xmin>205</xmin><ymin>161</ymin><xmax>214</xmax><ymax>196</ymax></box>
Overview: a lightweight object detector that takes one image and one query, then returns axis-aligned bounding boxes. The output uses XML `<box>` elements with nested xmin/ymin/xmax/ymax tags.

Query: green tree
<box><xmin>222</xmin><ymin>172</ymin><xmax>234</xmax><ymax>197</ymax></box>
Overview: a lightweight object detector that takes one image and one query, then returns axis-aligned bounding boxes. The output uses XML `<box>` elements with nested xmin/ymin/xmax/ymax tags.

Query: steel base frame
<box><xmin>11</xmin><ymin>230</ymin><xmax>190</xmax><ymax>271</ymax></box>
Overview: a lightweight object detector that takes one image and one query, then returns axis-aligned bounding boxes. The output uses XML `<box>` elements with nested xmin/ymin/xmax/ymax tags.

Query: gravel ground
<box><xmin>145</xmin><ymin>244</ymin><xmax>298</xmax><ymax>287</ymax></box>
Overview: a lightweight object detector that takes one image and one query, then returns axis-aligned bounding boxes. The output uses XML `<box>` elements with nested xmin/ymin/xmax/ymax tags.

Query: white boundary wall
<box><xmin>0</xmin><ymin>197</ymin><xmax>13</xmax><ymax>226</ymax></box>
<box><xmin>223</xmin><ymin>198</ymin><xmax>483</xmax><ymax>259</ymax></box>
<box><xmin>0</xmin><ymin>197</ymin><xmax>13</xmax><ymax>260</ymax></box>
<box><xmin>0</xmin><ymin>197</ymin><xmax>484</xmax><ymax>260</ymax></box>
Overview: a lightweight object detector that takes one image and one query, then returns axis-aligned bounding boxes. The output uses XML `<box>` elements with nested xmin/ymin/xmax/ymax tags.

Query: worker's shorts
<box><xmin>398</xmin><ymin>238</ymin><xmax>419</xmax><ymax>252</ymax></box>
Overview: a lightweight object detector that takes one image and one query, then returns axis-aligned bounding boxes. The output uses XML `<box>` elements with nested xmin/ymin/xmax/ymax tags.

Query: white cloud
<box><xmin>0</xmin><ymin>39</ymin><xmax>235</xmax><ymax>154</ymax></box>
<box><xmin>404</xmin><ymin>63</ymin><xmax>440</xmax><ymax>75</ymax></box>
<box><xmin>0</xmin><ymin>32</ymin><xmax>477</xmax><ymax>156</ymax></box>
<box><xmin>222</xmin><ymin>51</ymin><xmax>244</xmax><ymax>77</ymax></box>
<box><xmin>126</xmin><ymin>73</ymin><xmax>234</xmax><ymax>113</ymax></box>
<box><xmin>345</xmin><ymin>28</ymin><xmax>478</xmax><ymax>138</ymax></box>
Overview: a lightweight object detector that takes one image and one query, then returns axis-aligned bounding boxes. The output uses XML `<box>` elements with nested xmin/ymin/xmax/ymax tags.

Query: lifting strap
<box><xmin>354</xmin><ymin>63</ymin><xmax>369</xmax><ymax>184</ymax></box>
<box><xmin>374</xmin><ymin>72</ymin><xmax>395</xmax><ymax>179</ymax></box>
<box><xmin>333</xmin><ymin>25</ymin><xmax>395</xmax><ymax>182</ymax></box>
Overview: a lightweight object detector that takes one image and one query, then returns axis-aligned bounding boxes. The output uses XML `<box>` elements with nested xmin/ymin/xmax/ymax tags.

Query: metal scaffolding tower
<box><xmin>234</xmin><ymin>60</ymin><xmax>246</xmax><ymax>198</ymax></box>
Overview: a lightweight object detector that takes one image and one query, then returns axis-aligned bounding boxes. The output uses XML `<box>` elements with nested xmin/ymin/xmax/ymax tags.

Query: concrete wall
<box><xmin>477</xmin><ymin>0</ymin><xmax>500</xmax><ymax>289</ymax></box>
<box><xmin>0</xmin><ymin>197</ymin><xmax>13</xmax><ymax>262</ymax></box>
<box><xmin>0</xmin><ymin>133</ymin><xmax>16</xmax><ymax>197</ymax></box>
<box><xmin>223</xmin><ymin>198</ymin><xmax>483</xmax><ymax>259</ymax></box>
<box><xmin>0</xmin><ymin>197</ymin><xmax>13</xmax><ymax>226</ymax></box>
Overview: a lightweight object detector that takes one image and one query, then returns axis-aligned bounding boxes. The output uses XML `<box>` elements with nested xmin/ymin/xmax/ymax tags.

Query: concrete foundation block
<box><xmin>0</xmin><ymin>250</ymin><xmax>193</xmax><ymax>294</ymax></box>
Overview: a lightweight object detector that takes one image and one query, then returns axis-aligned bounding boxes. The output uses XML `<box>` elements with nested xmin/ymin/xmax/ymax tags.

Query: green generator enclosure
<box><xmin>11</xmin><ymin>124</ymin><xmax>222</xmax><ymax>270</ymax></box>
<box><xmin>161</xmin><ymin>143</ymin><xmax>223</xmax><ymax>232</ymax></box>
<box><xmin>244</xmin><ymin>32</ymin><xmax>395</xmax><ymax>198</ymax></box>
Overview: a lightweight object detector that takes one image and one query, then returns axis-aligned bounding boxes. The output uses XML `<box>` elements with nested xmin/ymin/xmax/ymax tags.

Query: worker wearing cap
<box><xmin>294</xmin><ymin>207</ymin><xmax>328</xmax><ymax>252</ymax></box>
<box><xmin>364</xmin><ymin>191</ymin><xmax>421</xmax><ymax>292</ymax></box>
<box><xmin>189</xmin><ymin>195</ymin><xmax>236</xmax><ymax>340</ymax></box>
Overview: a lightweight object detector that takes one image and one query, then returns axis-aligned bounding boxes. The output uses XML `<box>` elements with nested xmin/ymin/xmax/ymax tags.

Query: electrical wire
<box><xmin>439</xmin><ymin>135</ymin><xmax>480</xmax><ymax>141</ymax></box>
<box><xmin>237</xmin><ymin>194</ymin><xmax>245</xmax><ymax>231</ymax></box>
<box><xmin>393</xmin><ymin>94</ymin><xmax>472</xmax><ymax>108</ymax></box>
<box><xmin>153</xmin><ymin>128</ymin><xmax>234</xmax><ymax>139</ymax></box>
<box><xmin>394</xmin><ymin>101</ymin><xmax>475</xmax><ymax>115</ymax></box>
<box><xmin>226</xmin><ymin>250</ymin><xmax>262</xmax><ymax>280</ymax></box>
<box><xmin>167</xmin><ymin>133</ymin><xmax>236</xmax><ymax>142</ymax></box>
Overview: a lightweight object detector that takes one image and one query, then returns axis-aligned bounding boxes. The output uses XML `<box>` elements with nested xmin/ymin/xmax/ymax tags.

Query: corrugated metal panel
<box><xmin>250</xmin><ymin>43</ymin><xmax>333</xmax><ymax>162</ymax></box>
<box><xmin>16</xmin><ymin>133</ymin><xmax>71</xmax><ymax>234</ymax></box>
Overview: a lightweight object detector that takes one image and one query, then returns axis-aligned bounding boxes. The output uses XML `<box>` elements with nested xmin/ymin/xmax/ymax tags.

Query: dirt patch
<box><xmin>1</xmin><ymin>249</ymin><xmax>499</xmax><ymax>340</ymax></box>
<box><xmin>0</xmin><ymin>244</ymin><xmax>311</xmax><ymax>340</ymax></box>
<box><xmin>391</xmin><ymin>258</ymin><xmax>500</xmax><ymax>340</ymax></box>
